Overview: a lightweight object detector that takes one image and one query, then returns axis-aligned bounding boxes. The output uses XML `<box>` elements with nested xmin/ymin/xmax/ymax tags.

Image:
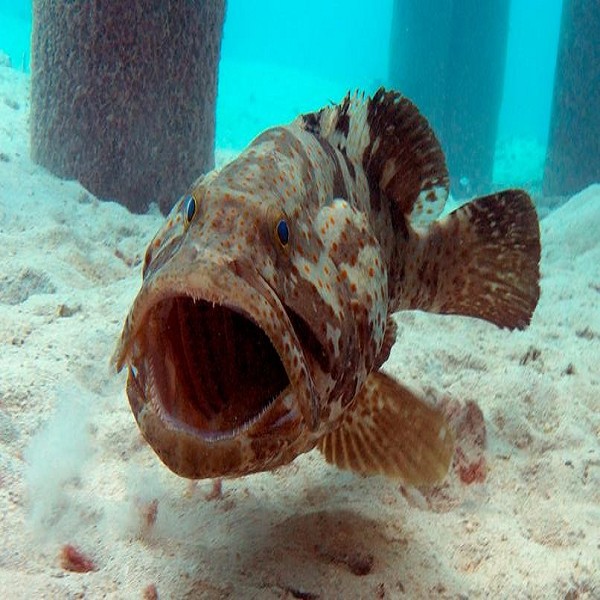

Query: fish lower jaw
<box><xmin>128</xmin><ymin>359</ymin><xmax>305</xmax><ymax>478</ymax></box>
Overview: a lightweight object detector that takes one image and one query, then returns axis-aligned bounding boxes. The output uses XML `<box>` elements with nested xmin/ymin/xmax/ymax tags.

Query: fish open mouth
<box><xmin>136</xmin><ymin>295</ymin><xmax>291</xmax><ymax>438</ymax></box>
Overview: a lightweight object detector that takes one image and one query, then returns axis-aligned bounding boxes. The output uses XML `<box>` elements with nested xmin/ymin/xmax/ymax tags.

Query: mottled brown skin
<box><xmin>113</xmin><ymin>88</ymin><xmax>541</xmax><ymax>484</ymax></box>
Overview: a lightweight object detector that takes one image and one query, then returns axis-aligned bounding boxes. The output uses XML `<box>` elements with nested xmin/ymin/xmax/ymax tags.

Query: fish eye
<box><xmin>184</xmin><ymin>195</ymin><xmax>196</xmax><ymax>224</ymax></box>
<box><xmin>275</xmin><ymin>218</ymin><xmax>289</xmax><ymax>247</ymax></box>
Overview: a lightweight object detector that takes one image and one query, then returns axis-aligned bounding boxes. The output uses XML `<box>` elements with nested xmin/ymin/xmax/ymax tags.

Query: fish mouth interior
<box><xmin>141</xmin><ymin>296</ymin><xmax>290</xmax><ymax>437</ymax></box>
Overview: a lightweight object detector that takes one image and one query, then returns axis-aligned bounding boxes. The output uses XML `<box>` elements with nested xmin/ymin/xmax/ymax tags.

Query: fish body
<box><xmin>113</xmin><ymin>89</ymin><xmax>540</xmax><ymax>485</ymax></box>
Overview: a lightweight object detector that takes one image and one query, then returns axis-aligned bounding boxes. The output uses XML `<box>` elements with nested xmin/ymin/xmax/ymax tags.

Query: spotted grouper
<box><xmin>113</xmin><ymin>88</ymin><xmax>540</xmax><ymax>486</ymax></box>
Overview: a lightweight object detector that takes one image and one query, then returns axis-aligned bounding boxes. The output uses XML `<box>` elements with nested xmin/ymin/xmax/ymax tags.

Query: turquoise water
<box><xmin>1</xmin><ymin>0</ymin><xmax>561</xmax><ymax>186</ymax></box>
<box><xmin>0</xmin><ymin>0</ymin><xmax>31</xmax><ymax>71</ymax></box>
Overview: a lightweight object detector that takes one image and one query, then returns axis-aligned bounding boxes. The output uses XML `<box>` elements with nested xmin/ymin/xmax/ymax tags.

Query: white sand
<box><xmin>0</xmin><ymin>65</ymin><xmax>598</xmax><ymax>599</ymax></box>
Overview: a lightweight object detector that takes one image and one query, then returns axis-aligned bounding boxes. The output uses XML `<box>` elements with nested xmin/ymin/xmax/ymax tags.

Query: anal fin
<box><xmin>317</xmin><ymin>371</ymin><xmax>454</xmax><ymax>486</ymax></box>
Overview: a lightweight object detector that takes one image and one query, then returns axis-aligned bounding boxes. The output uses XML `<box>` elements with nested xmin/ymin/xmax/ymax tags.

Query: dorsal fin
<box><xmin>297</xmin><ymin>87</ymin><xmax>449</xmax><ymax>228</ymax></box>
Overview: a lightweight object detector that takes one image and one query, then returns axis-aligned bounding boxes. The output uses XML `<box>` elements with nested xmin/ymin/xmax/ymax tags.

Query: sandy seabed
<box><xmin>0</xmin><ymin>65</ymin><xmax>598</xmax><ymax>599</ymax></box>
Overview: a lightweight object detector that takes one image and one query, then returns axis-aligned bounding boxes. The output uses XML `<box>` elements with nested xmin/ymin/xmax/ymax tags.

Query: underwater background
<box><xmin>0</xmin><ymin>1</ymin><xmax>598</xmax><ymax>598</ymax></box>
<box><xmin>1</xmin><ymin>0</ymin><xmax>565</xmax><ymax>195</ymax></box>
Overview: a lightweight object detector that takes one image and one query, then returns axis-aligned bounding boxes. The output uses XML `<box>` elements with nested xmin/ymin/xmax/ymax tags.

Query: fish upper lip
<box><xmin>114</xmin><ymin>256</ymin><xmax>319</xmax><ymax>442</ymax></box>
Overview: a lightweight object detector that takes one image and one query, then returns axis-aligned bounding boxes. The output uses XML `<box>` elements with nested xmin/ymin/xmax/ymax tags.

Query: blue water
<box><xmin>0</xmin><ymin>0</ymin><xmax>31</xmax><ymax>71</ymax></box>
<box><xmin>0</xmin><ymin>0</ymin><xmax>563</xmax><ymax>188</ymax></box>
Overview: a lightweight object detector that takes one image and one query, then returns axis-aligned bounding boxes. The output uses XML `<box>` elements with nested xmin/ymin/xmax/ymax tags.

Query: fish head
<box><xmin>112</xmin><ymin>128</ymin><xmax>381</xmax><ymax>478</ymax></box>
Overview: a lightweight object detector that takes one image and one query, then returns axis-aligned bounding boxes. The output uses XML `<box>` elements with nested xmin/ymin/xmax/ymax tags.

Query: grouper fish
<box><xmin>113</xmin><ymin>88</ymin><xmax>541</xmax><ymax>486</ymax></box>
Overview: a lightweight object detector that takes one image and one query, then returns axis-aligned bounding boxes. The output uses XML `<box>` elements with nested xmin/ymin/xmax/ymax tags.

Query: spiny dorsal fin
<box><xmin>298</xmin><ymin>87</ymin><xmax>449</xmax><ymax>228</ymax></box>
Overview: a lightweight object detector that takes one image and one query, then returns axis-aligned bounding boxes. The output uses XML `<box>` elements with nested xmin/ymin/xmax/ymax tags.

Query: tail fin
<box><xmin>395</xmin><ymin>190</ymin><xmax>541</xmax><ymax>330</ymax></box>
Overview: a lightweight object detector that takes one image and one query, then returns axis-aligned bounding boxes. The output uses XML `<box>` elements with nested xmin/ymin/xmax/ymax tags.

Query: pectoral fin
<box><xmin>317</xmin><ymin>371</ymin><xmax>454</xmax><ymax>486</ymax></box>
